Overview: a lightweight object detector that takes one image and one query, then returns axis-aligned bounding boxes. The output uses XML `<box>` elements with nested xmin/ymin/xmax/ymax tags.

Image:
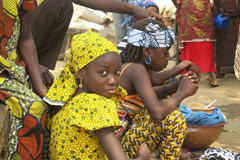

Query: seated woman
<box><xmin>116</xmin><ymin>18</ymin><xmax>200</xmax><ymax>159</ymax></box>
<box><xmin>0</xmin><ymin>0</ymin><xmax>49</xmax><ymax>159</ymax></box>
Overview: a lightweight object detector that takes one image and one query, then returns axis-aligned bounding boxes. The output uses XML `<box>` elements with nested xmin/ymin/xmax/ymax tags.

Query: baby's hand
<box><xmin>136</xmin><ymin>143</ymin><xmax>151</xmax><ymax>160</ymax></box>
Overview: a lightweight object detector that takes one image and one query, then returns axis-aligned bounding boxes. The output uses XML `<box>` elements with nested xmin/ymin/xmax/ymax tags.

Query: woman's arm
<box><xmin>72</xmin><ymin>0</ymin><xmax>167</xmax><ymax>25</ymax></box>
<box><xmin>121</xmin><ymin>63</ymin><xmax>198</xmax><ymax>120</ymax></box>
<box><xmin>214</xmin><ymin>0</ymin><xmax>228</xmax><ymax>17</ymax></box>
<box><xmin>150</xmin><ymin>60</ymin><xmax>201</xmax><ymax>86</ymax></box>
<box><xmin>18</xmin><ymin>13</ymin><xmax>47</xmax><ymax>98</ymax></box>
<box><xmin>96</xmin><ymin>127</ymin><xmax>151</xmax><ymax>160</ymax></box>
<box><xmin>153</xmin><ymin>81</ymin><xmax>179</xmax><ymax>98</ymax></box>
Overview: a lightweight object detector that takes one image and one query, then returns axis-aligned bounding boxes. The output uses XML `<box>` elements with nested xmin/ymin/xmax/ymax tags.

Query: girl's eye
<box><xmin>100</xmin><ymin>71</ymin><xmax>107</xmax><ymax>76</ymax></box>
<box><xmin>115</xmin><ymin>70</ymin><xmax>121</xmax><ymax>75</ymax></box>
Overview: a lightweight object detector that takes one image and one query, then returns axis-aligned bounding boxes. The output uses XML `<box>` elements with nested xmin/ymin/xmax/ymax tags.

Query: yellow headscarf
<box><xmin>43</xmin><ymin>30</ymin><xmax>119</xmax><ymax>106</ymax></box>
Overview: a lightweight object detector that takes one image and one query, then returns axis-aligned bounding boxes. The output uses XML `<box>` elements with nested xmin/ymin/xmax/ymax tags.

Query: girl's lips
<box><xmin>106</xmin><ymin>89</ymin><xmax>116</xmax><ymax>94</ymax></box>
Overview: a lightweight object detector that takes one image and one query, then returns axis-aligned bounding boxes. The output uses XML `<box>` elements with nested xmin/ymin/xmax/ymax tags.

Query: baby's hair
<box><xmin>121</xmin><ymin>18</ymin><xmax>168</xmax><ymax>63</ymax></box>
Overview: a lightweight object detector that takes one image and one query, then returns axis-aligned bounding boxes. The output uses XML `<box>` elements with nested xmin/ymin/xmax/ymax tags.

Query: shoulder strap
<box><xmin>120</xmin><ymin>62</ymin><xmax>134</xmax><ymax>76</ymax></box>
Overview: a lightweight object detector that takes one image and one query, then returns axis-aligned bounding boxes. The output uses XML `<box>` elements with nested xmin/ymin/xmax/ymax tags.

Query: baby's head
<box><xmin>69</xmin><ymin>30</ymin><xmax>120</xmax><ymax>98</ymax></box>
<box><xmin>121</xmin><ymin>18</ymin><xmax>175</xmax><ymax>71</ymax></box>
<box><xmin>126</xmin><ymin>0</ymin><xmax>159</xmax><ymax>27</ymax></box>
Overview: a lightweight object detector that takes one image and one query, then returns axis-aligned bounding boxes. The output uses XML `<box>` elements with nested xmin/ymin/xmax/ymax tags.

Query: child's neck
<box><xmin>73</xmin><ymin>88</ymin><xmax>86</xmax><ymax>98</ymax></box>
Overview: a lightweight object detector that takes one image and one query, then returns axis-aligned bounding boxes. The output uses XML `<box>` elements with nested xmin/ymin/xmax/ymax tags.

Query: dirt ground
<box><xmin>51</xmin><ymin>59</ymin><xmax>240</xmax><ymax>159</ymax></box>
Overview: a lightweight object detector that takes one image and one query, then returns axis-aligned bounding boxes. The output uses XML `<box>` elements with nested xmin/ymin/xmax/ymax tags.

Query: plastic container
<box><xmin>214</xmin><ymin>13</ymin><xmax>230</xmax><ymax>29</ymax></box>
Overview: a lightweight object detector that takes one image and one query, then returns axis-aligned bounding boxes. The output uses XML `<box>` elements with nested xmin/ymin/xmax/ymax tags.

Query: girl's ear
<box><xmin>75</xmin><ymin>69</ymin><xmax>85</xmax><ymax>80</ymax></box>
<box><xmin>143</xmin><ymin>47</ymin><xmax>151</xmax><ymax>57</ymax></box>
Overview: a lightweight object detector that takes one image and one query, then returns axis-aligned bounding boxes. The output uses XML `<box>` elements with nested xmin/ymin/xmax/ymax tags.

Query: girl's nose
<box><xmin>108</xmin><ymin>75</ymin><xmax>118</xmax><ymax>85</ymax></box>
<box><xmin>167</xmin><ymin>52</ymin><xmax>171</xmax><ymax>60</ymax></box>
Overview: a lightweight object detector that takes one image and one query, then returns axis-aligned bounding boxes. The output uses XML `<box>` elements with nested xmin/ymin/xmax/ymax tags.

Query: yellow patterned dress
<box><xmin>117</xmin><ymin>95</ymin><xmax>187</xmax><ymax>160</ymax></box>
<box><xmin>49</xmin><ymin>92</ymin><xmax>124</xmax><ymax>160</ymax></box>
<box><xmin>0</xmin><ymin>0</ymin><xmax>49</xmax><ymax>160</ymax></box>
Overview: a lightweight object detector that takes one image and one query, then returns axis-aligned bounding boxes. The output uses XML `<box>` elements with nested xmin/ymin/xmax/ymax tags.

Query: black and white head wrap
<box><xmin>127</xmin><ymin>23</ymin><xmax>175</xmax><ymax>48</ymax></box>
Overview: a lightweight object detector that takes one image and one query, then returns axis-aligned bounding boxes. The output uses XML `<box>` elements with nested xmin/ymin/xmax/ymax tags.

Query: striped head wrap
<box><xmin>127</xmin><ymin>23</ymin><xmax>175</xmax><ymax>48</ymax></box>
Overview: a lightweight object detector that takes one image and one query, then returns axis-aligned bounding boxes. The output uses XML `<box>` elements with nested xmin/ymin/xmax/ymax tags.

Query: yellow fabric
<box><xmin>44</xmin><ymin>30</ymin><xmax>119</xmax><ymax>106</ymax></box>
<box><xmin>49</xmin><ymin>93</ymin><xmax>123</xmax><ymax>159</ymax></box>
<box><xmin>121</xmin><ymin>108</ymin><xmax>187</xmax><ymax>159</ymax></box>
<box><xmin>1</xmin><ymin>0</ymin><xmax>45</xmax><ymax>83</ymax></box>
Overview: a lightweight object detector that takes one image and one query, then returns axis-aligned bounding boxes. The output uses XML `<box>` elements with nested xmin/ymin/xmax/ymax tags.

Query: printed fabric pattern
<box><xmin>200</xmin><ymin>147</ymin><xmax>240</xmax><ymax>160</ymax></box>
<box><xmin>49</xmin><ymin>93</ymin><xmax>123</xmax><ymax>160</ymax></box>
<box><xmin>175</xmin><ymin>0</ymin><xmax>215</xmax><ymax>49</ymax></box>
<box><xmin>126</xmin><ymin>0</ymin><xmax>159</xmax><ymax>27</ymax></box>
<box><xmin>120</xmin><ymin>108</ymin><xmax>187</xmax><ymax>160</ymax></box>
<box><xmin>0</xmin><ymin>0</ymin><xmax>44</xmax><ymax>82</ymax></box>
<box><xmin>0</xmin><ymin>0</ymin><xmax>48</xmax><ymax>160</ymax></box>
<box><xmin>0</xmin><ymin>78</ymin><xmax>49</xmax><ymax>160</ymax></box>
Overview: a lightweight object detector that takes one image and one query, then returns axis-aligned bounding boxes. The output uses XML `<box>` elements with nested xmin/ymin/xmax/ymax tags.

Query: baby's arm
<box><xmin>96</xmin><ymin>127</ymin><xmax>151</xmax><ymax>160</ymax></box>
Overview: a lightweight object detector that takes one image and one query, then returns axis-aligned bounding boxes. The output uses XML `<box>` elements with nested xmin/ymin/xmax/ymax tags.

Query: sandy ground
<box><xmin>51</xmin><ymin>59</ymin><xmax>240</xmax><ymax>159</ymax></box>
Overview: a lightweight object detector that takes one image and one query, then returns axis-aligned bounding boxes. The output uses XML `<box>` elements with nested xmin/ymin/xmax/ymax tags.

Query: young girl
<box><xmin>44</xmin><ymin>30</ymin><xmax>151</xmax><ymax>160</ymax></box>
<box><xmin>117</xmin><ymin>18</ymin><xmax>200</xmax><ymax>159</ymax></box>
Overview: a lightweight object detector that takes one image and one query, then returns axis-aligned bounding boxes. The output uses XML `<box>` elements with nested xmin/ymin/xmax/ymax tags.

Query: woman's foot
<box><xmin>206</xmin><ymin>75</ymin><xmax>219</xmax><ymax>87</ymax></box>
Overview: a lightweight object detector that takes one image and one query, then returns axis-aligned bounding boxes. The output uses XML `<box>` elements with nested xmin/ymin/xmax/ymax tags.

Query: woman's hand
<box><xmin>185</xmin><ymin>60</ymin><xmax>201</xmax><ymax>80</ymax></box>
<box><xmin>133</xmin><ymin>7</ymin><xmax>168</xmax><ymax>26</ymax></box>
<box><xmin>33</xmin><ymin>85</ymin><xmax>47</xmax><ymax>98</ymax></box>
<box><xmin>177</xmin><ymin>77</ymin><xmax>199</xmax><ymax>97</ymax></box>
<box><xmin>183</xmin><ymin>71</ymin><xmax>200</xmax><ymax>84</ymax></box>
<box><xmin>39</xmin><ymin>64</ymin><xmax>54</xmax><ymax>89</ymax></box>
<box><xmin>214</xmin><ymin>0</ymin><xmax>228</xmax><ymax>18</ymax></box>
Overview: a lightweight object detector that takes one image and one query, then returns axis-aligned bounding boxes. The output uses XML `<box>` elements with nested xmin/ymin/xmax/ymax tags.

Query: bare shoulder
<box><xmin>121</xmin><ymin>63</ymin><xmax>148</xmax><ymax>77</ymax></box>
<box><xmin>122</xmin><ymin>63</ymin><xmax>146</xmax><ymax>71</ymax></box>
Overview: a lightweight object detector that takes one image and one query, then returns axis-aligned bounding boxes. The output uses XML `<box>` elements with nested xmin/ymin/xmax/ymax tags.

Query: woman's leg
<box><xmin>120</xmin><ymin>109</ymin><xmax>187</xmax><ymax>159</ymax></box>
<box><xmin>0</xmin><ymin>78</ymin><xmax>49</xmax><ymax>160</ymax></box>
<box><xmin>120</xmin><ymin>108</ymin><xmax>162</xmax><ymax>158</ymax></box>
<box><xmin>157</xmin><ymin>109</ymin><xmax>187</xmax><ymax>159</ymax></box>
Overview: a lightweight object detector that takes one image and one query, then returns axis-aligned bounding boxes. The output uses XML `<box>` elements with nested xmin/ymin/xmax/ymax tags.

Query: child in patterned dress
<box><xmin>117</xmin><ymin>18</ymin><xmax>200</xmax><ymax>159</ymax></box>
<box><xmin>44</xmin><ymin>30</ymin><xmax>151</xmax><ymax>160</ymax></box>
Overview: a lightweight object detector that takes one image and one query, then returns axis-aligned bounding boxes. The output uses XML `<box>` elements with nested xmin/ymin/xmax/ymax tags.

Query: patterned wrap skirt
<box><xmin>117</xmin><ymin>95</ymin><xmax>187</xmax><ymax>160</ymax></box>
<box><xmin>0</xmin><ymin>77</ymin><xmax>49</xmax><ymax>160</ymax></box>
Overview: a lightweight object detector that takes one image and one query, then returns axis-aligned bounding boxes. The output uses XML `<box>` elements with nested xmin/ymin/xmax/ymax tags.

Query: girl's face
<box><xmin>148</xmin><ymin>47</ymin><xmax>170</xmax><ymax>71</ymax></box>
<box><xmin>81</xmin><ymin>52</ymin><xmax>121</xmax><ymax>99</ymax></box>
